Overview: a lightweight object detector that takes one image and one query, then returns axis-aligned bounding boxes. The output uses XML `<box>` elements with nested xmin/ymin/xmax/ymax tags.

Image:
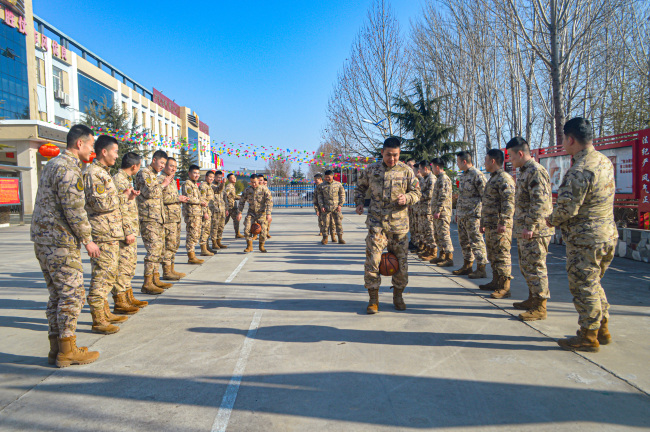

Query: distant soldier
<box><xmin>237</xmin><ymin>174</ymin><xmax>273</xmax><ymax>253</ymax></box>
<box><xmin>199</xmin><ymin>171</ymin><xmax>217</xmax><ymax>256</ymax></box>
<box><xmin>547</xmin><ymin>118</ymin><xmax>618</xmax><ymax>352</ymax></box>
<box><xmin>317</xmin><ymin>169</ymin><xmax>346</xmax><ymax>245</ymax></box>
<box><xmin>160</xmin><ymin>157</ymin><xmax>189</xmax><ymax>280</ymax></box>
<box><xmin>182</xmin><ymin>165</ymin><xmax>208</xmax><ymax>264</ymax></box>
<box><xmin>430</xmin><ymin>158</ymin><xmax>454</xmax><ymax>267</ymax></box>
<box><xmin>210</xmin><ymin>170</ymin><xmax>229</xmax><ymax>249</ymax></box>
<box><xmin>479</xmin><ymin>149</ymin><xmax>516</xmax><ymax>299</ymax></box>
<box><xmin>416</xmin><ymin>161</ymin><xmax>437</xmax><ymax>261</ymax></box>
<box><xmin>224</xmin><ymin>173</ymin><xmax>244</xmax><ymax>238</ymax></box>
<box><xmin>454</xmin><ymin>151</ymin><xmax>488</xmax><ymax>279</ymax></box>
<box><xmin>408</xmin><ymin>161</ymin><xmax>418</xmax><ymax>252</ymax></box>
<box><xmin>260</xmin><ymin>176</ymin><xmax>273</xmax><ymax>239</ymax></box>
<box><xmin>355</xmin><ymin>137</ymin><xmax>421</xmax><ymax>314</ymax></box>
<box><xmin>31</xmin><ymin>124</ymin><xmax>100</xmax><ymax>367</ymax></box>
<box><xmin>506</xmin><ymin>137</ymin><xmax>554</xmax><ymax>321</ymax></box>
<box><xmin>313</xmin><ymin>174</ymin><xmax>325</xmax><ymax>236</ymax></box>
<box><xmin>135</xmin><ymin>150</ymin><xmax>173</xmax><ymax>292</ymax></box>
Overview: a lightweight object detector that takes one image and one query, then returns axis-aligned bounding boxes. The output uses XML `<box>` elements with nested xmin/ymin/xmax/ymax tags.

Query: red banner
<box><xmin>0</xmin><ymin>178</ymin><xmax>20</xmax><ymax>205</ymax></box>
<box><xmin>639</xmin><ymin>129</ymin><xmax>650</xmax><ymax>212</ymax></box>
<box><xmin>152</xmin><ymin>88</ymin><xmax>181</xmax><ymax>118</ymax></box>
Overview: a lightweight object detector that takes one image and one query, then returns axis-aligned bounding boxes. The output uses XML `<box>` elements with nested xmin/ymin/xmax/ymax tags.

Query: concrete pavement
<box><xmin>0</xmin><ymin>208</ymin><xmax>649</xmax><ymax>431</ymax></box>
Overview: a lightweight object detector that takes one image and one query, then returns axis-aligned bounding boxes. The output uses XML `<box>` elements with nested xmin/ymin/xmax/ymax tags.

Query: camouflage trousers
<box><xmin>201</xmin><ymin>209</ymin><xmax>213</xmax><ymax>244</ymax></box>
<box><xmin>485</xmin><ymin>228</ymin><xmax>513</xmax><ymax>279</ymax></box>
<box><xmin>322</xmin><ymin>210</ymin><xmax>343</xmax><ymax>236</ymax></box>
<box><xmin>434</xmin><ymin>217</ymin><xmax>454</xmax><ymax>253</ymax></box>
<box><xmin>140</xmin><ymin>220</ymin><xmax>165</xmax><ymax>275</ymax></box>
<box><xmin>408</xmin><ymin>207</ymin><xmax>415</xmax><ymax>238</ymax></box>
<box><xmin>224</xmin><ymin>205</ymin><xmax>240</xmax><ymax>234</ymax></box>
<box><xmin>411</xmin><ymin>210</ymin><xmax>421</xmax><ymax>243</ymax></box>
<box><xmin>114</xmin><ymin>240</ymin><xmax>137</xmax><ymax>295</ymax></box>
<box><xmin>318</xmin><ymin>212</ymin><xmax>337</xmax><ymax>235</ymax></box>
<box><xmin>517</xmin><ymin>236</ymin><xmax>551</xmax><ymax>299</ymax></box>
<box><xmin>244</xmin><ymin>213</ymin><xmax>268</xmax><ymax>242</ymax></box>
<box><xmin>210</xmin><ymin>209</ymin><xmax>226</xmax><ymax>240</ymax></box>
<box><xmin>364</xmin><ymin>227</ymin><xmax>409</xmax><ymax>290</ymax></box>
<box><xmin>458</xmin><ymin>216</ymin><xmax>487</xmax><ymax>265</ymax></box>
<box><xmin>88</xmin><ymin>241</ymin><xmax>119</xmax><ymax>310</ymax></box>
<box><xmin>417</xmin><ymin>213</ymin><xmax>436</xmax><ymax>248</ymax></box>
<box><xmin>315</xmin><ymin>208</ymin><xmax>324</xmax><ymax>234</ymax></box>
<box><xmin>163</xmin><ymin>222</ymin><xmax>181</xmax><ymax>264</ymax></box>
<box><xmin>34</xmin><ymin>244</ymin><xmax>84</xmax><ymax>338</ymax></box>
<box><xmin>566</xmin><ymin>239</ymin><xmax>616</xmax><ymax>330</ymax></box>
<box><xmin>185</xmin><ymin>214</ymin><xmax>202</xmax><ymax>252</ymax></box>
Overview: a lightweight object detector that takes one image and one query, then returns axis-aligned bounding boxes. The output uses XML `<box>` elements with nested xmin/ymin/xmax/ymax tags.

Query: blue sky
<box><xmin>34</xmin><ymin>0</ymin><xmax>424</xmax><ymax>171</ymax></box>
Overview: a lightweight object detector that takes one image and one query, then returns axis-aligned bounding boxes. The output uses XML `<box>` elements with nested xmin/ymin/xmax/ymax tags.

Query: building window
<box><xmin>78</xmin><ymin>72</ymin><xmax>114</xmax><ymax>114</ymax></box>
<box><xmin>36</xmin><ymin>57</ymin><xmax>45</xmax><ymax>86</ymax></box>
<box><xmin>54</xmin><ymin>116</ymin><xmax>70</xmax><ymax>127</ymax></box>
<box><xmin>0</xmin><ymin>24</ymin><xmax>30</xmax><ymax>119</ymax></box>
<box><xmin>52</xmin><ymin>66</ymin><xmax>62</xmax><ymax>93</ymax></box>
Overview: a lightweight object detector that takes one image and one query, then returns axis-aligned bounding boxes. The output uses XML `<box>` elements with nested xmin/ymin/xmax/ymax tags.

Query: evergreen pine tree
<box><xmin>176</xmin><ymin>143</ymin><xmax>198</xmax><ymax>182</ymax></box>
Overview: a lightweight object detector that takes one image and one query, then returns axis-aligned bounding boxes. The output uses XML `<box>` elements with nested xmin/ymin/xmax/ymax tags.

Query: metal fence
<box><xmin>268</xmin><ymin>184</ymin><xmax>356</xmax><ymax>208</ymax></box>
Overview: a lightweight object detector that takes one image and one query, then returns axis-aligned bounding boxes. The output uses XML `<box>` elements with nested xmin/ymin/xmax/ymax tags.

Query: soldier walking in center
<box><xmin>318</xmin><ymin>170</ymin><xmax>346</xmax><ymax>245</ymax></box>
<box><xmin>211</xmin><ymin>170</ymin><xmax>230</xmax><ymax>249</ymax></box>
<box><xmin>160</xmin><ymin>157</ymin><xmax>189</xmax><ymax>281</ymax></box>
<box><xmin>238</xmin><ymin>174</ymin><xmax>273</xmax><ymax>253</ymax></box>
<box><xmin>183</xmin><ymin>165</ymin><xmax>208</xmax><ymax>264</ymax></box>
<box><xmin>31</xmin><ymin>124</ymin><xmax>100</xmax><ymax>367</ymax></box>
<box><xmin>417</xmin><ymin>161</ymin><xmax>437</xmax><ymax>261</ymax></box>
<box><xmin>224</xmin><ymin>173</ymin><xmax>244</xmax><ymax>238</ymax></box>
<box><xmin>355</xmin><ymin>137</ymin><xmax>421</xmax><ymax>314</ymax></box>
<box><xmin>430</xmin><ymin>158</ymin><xmax>454</xmax><ymax>267</ymax></box>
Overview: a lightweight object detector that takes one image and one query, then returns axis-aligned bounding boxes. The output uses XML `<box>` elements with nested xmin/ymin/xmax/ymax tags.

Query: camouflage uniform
<box><xmin>135</xmin><ymin>166</ymin><xmax>166</xmax><ymax>276</ymax></box>
<box><xmin>481</xmin><ymin>169</ymin><xmax>516</xmax><ymax>280</ymax></box>
<box><xmin>355</xmin><ymin>161</ymin><xmax>421</xmax><ymax>291</ymax></box>
<box><xmin>200</xmin><ymin>181</ymin><xmax>215</xmax><ymax>245</ymax></box>
<box><xmin>313</xmin><ymin>183</ymin><xmax>325</xmax><ymax>235</ymax></box>
<box><xmin>83</xmin><ymin>160</ymin><xmax>124</xmax><ymax>310</ymax></box>
<box><xmin>31</xmin><ymin>151</ymin><xmax>92</xmax><ymax>338</ymax></box>
<box><xmin>211</xmin><ymin>182</ymin><xmax>228</xmax><ymax>241</ymax></box>
<box><xmin>161</xmin><ymin>177</ymin><xmax>182</xmax><ymax>264</ymax></box>
<box><xmin>548</xmin><ymin>147</ymin><xmax>618</xmax><ymax>330</ymax></box>
<box><xmin>431</xmin><ymin>170</ymin><xmax>454</xmax><ymax>253</ymax></box>
<box><xmin>238</xmin><ymin>185</ymin><xmax>273</xmax><ymax>241</ymax></box>
<box><xmin>457</xmin><ymin>166</ymin><xmax>487</xmax><ymax>265</ymax></box>
<box><xmin>182</xmin><ymin>180</ymin><xmax>203</xmax><ymax>252</ymax></box>
<box><xmin>113</xmin><ymin>169</ymin><xmax>139</xmax><ymax>294</ymax></box>
<box><xmin>416</xmin><ymin>172</ymin><xmax>436</xmax><ymax>248</ymax></box>
<box><xmin>224</xmin><ymin>182</ymin><xmax>240</xmax><ymax>234</ymax></box>
<box><xmin>514</xmin><ymin>159</ymin><xmax>554</xmax><ymax>298</ymax></box>
<box><xmin>317</xmin><ymin>180</ymin><xmax>346</xmax><ymax>236</ymax></box>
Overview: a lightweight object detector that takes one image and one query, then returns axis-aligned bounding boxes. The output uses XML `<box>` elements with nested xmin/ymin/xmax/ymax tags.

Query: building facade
<box><xmin>0</xmin><ymin>0</ymin><xmax>213</xmax><ymax>214</ymax></box>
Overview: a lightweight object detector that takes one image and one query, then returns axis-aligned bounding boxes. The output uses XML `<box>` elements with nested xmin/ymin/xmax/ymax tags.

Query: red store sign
<box><xmin>639</xmin><ymin>129</ymin><xmax>650</xmax><ymax>212</ymax></box>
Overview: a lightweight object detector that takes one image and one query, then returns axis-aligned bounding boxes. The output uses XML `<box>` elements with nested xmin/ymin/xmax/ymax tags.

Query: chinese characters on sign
<box><xmin>1</xmin><ymin>5</ymin><xmax>27</xmax><ymax>35</ymax></box>
<box><xmin>0</xmin><ymin>178</ymin><xmax>20</xmax><ymax>205</ymax></box>
<box><xmin>153</xmin><ymin>88</ymin><xmax>181</xmax><ymax>118</ymax></box>
<box><xmin>639</xmin><ymin>130</ymin><xmax>650</xmax><ymax>212</ymax></box>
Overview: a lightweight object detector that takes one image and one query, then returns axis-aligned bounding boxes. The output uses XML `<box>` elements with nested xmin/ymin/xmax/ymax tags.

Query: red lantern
<box><xmin>38</xmin><ymin>143</ymin><xmax>60</xmax><ymax>160</ymax></box>
<box><xmin>83</xmin><ymin>152</ymin><xmax>96</xmax><ymax>164</ymax></box>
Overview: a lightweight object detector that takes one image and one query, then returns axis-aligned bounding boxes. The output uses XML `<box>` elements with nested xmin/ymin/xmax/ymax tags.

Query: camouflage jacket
<box><xmin>418</xmin><ymin>173</ymin><xmax>435</xmax><ymax>215</ymax></box>
<box><xmin>30</xmin><ymin>151</ymin><xmax>92</xmax><ymax>247</ymax></box>
<box><xmin>81</xmin><ymin>160</ymin><xmax>123</xmax><ymax>242</ymax></box>
<box><xmin>313</xmin><ymin>183</ymin><xmax>321</xmax><ymax>211</ymax></box>
<box><xmin>182</xmin><ymin>180</ymin><xmax>203</xmax><ymax>218</ymax></box>
<box><xmin>238</xmin><ymin>185</ymin><xmax>273</xmax><ymax>216</ymax></box>
<box><xmin>225</xmin><ymin>182</ymin><xmax>239</xmax><ymax>210</ymax></box>
<box><xmin>548</xmin><ymin>146</ymin><xmax>617</xmax><ymax>245</ymax></box>
<box><xmin>481</xmin><ymin>169</ymin><xmax>515</xmax><ymax>229</ymax></box>
<box><xmin>135</xmin><ymin>165</ymin><xmax>165</xmax><ymax>223</ymax></box>
<box><xmin>354</xmin><ymin>161</ymin><xmax>421</xmax><ymax>234</ymax></box>
<box><xmin>211</xmin><ymin>181</ymin><xmax>228</xmax><ymax>213</ymax></box>
<box><xmin>317</xmin><ymin>180</ymin><xmax>345</xmax><ymax>212</ymax></box>
<box><xmin>431</xmin><ymin>171</ymin><xmax>453</xmax><ymax>221</ymax></box>
<box><xmin>457</xmin><ymin>166</ymin><xmax>486</xmax><ymax>218</ymax></box>
<box><xmin>200</xmin><ymin>181</ymin><xmax>215</xmax><ymax>215</ymax></box>
<box><xmin>514</xmin><ymin>158</ymin><xmax>554</xmax><ymax>238</ymax></box>
<box><xmin>113</xmin><ymin>169</ymin><xmax>139</xmax><ymax>237</ymax></box>
<box><xmin>161</xmin><ymin>177</ymin><xmax>182</xmax><ymax>223</ymax></box>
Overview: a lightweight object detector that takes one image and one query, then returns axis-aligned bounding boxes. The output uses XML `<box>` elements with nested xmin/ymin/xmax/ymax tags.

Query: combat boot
<box><xmin>321</xmin><ymin>236</ymin><xmax>328</xmax><ymax>245</ymax></box>
<box><xmin>513</xmin><ymin>292</ymin><xmax>534</xmax><ymax>310</ymax></box>
<box><xmin>367</xmin><ymin>288</ymin><xmax>379</xmax><ymax>314</ymax></box>
<box><xmin>112</xmin><ymin>293</ymin><xmax>139</xmax><ymax>315</ymax></box>
<box><xmin>267</xmin><ymin>231</ymin><xmax>272</xmax><ymax>239</ymax></box>
<box><xmin>126</xmin><ymin>288</ymin><xmax>148</xmax><ymax>307</ymax></box>
<box><xmin>48</xmin><ymin>334</ymin><xmax>59</xmax><ymax>365</ymax></box>
<box><xmin>216</xmin><ymin>239</ymin><xmax>228</xmax><ymax>249</ymax></box>
<box><xmin>244</xmin><ymin>240</ymin><xmax>254</xmax><ymax>253</ymax></box>
<box><xmin>438</xmin><ymin>252</ymin><xmax>454</xmax><ymax>267</ymax></box>
<box><xmin>188</xmin><ymin>251</ymin><xmax>204</xmax><ymax>265</ymax></box>
<box><xmin>104</xmin><ymin>300</ymin><xmax>129</xmax><ymax>322</ymax></box>
<box><xmin>416</xmin><ymin>244</ymin><xmax>426</xmax><ymax>254</ymax></box>
<box><xmin>259</xmin><ymin>241</ymin><xmax>267</xmax><ymax>253</ymax></box>
<box><xmin>171</xmin><ymin>263</ymin><xmax>186</xmax><ymax>278</ymax></box>
<box><xmin>408</xmin><ymin>241</ymin><xmax>417</xmax><ymax>252</ymax></box>
<box><xmin>55</xmin><ymin>336</ymin><xmax>100</xmax><ymax>368</ymax></box>
<box><xmin>490</xmin><ymin>277</ymin><xmax>511</xmax><ymax>299</ymax></box>
<box><xmin>90</xmin><ymin>307</ymin><xmax>120</xmax><ymax>334</ymax></box>
<box><xmin>200</xmin><ymin>243</ymin><xmax>214</xmax><ymax>256</ymax></box>
<box><xmin>468</xmin><ymin>264</ymin><xmax>487</xmax><ymax>279</ymax></box>
<box><xmin>235</xmin><ymin>230</ymin><xmax>245</xmax><ymax>239</ymax></box>
<box><xmin>558</xmin><ymin>328</ymin><xmax>600</xmax><ymax>352</ymax></box>
<box><xmin>392</xmin><ymin>287</ymin><xmax>406</xmax><ymax>311</ymax></box>
<box><xmin>153</xmin><ymin>272</ymin><xmax>173</xmax><ymax>289</ymax></box>
<box><xmin>479</xmin><ymin>273</ymin><xmax>497</xmax><ymax>290</ymax></box>
<box><xmin>331</xmin><ymin>232</ymin><xmax>336</xmax><ymax>242</ymax></box>
<box><xmin>452</xmin><ymin>260</ymin><xmax>473</xmax><ymax>275</ymax></box>
<box><xmin>420</xmin><ymin>247</ymin><xmax>435</xmax><ymax>261</ymax></box>
<box><xmin>162</xmin><ymin>263</ymin><xmax>181</xmax><ymax>281</ymax></box>
<box><xmin>338</xmin><ymin>235</ymin><xmax>346</xmax><ymax>245</ymax></box>
<box><xmin>141</xmin><ymin>275</ymin><xmax>164</xmax><ymax>295</ymax></box>
<box><xmin>518</xmin><ymin>298</ymin><xmax>547</xmax><ymax>321</ymax></box>
<box><xmin>597</xmin><ymin>317</ymin><xmax>612</xmax><ymax>345</ymax></box>
<box><xmin>429</xmin><ymin>251</ymin><xmax>444</xmax><ymax>264</ymax></box>
<box><xmin>210</xmin><ymin>237</ymin><xmax>221</xmax><ymax>250</ymax></box>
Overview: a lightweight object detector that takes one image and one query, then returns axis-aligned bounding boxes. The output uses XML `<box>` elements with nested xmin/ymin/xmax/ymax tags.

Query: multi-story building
<box><xmin>0</xmin><ymin>0</ymin><xmax>213</xmax><ymax>214</ymax></box>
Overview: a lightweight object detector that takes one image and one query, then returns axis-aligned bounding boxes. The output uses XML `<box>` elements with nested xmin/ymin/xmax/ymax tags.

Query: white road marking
<box><xmin>211</xmin><ymin>310</ymin><xmax>263</xmax><ymax>432</ymax></box>
<box><xmin>225</xmin><ymin>257</ymin><xmax>248</xmax><ymax>283</ymax></box>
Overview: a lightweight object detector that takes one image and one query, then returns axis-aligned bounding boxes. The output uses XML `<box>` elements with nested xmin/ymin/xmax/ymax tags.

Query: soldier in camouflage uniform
<box><xmin>355</xmin><ymin>137</ymin><xmax>421</xmax><ymax>314</ymax></box>
<box><xmin>430</xmin><ymin>158</ymin><xmax>454</xmax><ymax>267</ymax></box>
<box><xmin>224</xmin><ymin>173</ymin><xmax>244</xmax><ymax>238</ymax></box>
<box><xmin>238</xmin><ymin>174</ymin><xmax>273</xmax><ymax>252</ymax></box>
<box><xmin>454</xmin><ymin>151</ymin><xmax>488</xmax><ymax>279</ymax></box>
<box><xmin>548</xmin><ymin>118</ymin><xmax>619</xmax><ymax>352</ymax></box>
<box><xmin>412</xmin><ymin>163</ymin><xmax>424</xmax><ymax>254</ymax></box>
<box><xmin>313</xmin><ymin>174</ymin><xmax>325</xmax><ymax>236</ymax></box>
<box><xmin>211</xmin><ymin>170</ymin><xmax>230</xmax><ymax>249</ymax></box>
<box><xmin>183</xmin><ymin>165</ymin><xmax>208</xmax><ymax>264</ymax></box>
<box><xmin>31</xmin><ymin>124</ymin><xmax>100</xmax><ymax>367</ymax></box>
<box><xmin>160</xmin><ymin>157</ymin><xmax>189</xmax><ymax>280</ymax></box>
<box><xmin>259</xmin><ymin>176</ymin><xmax>274</xmax><ymax>238</ymax></box>
<box><xmin>200</xmin><ymin>171</ymin><xmax>217</xmax><ymax>256</ymax></box>
<box><xmin>507</xmin><ymin>137</ymin><xmax>554</xmax><ymax>321</ymax></box>
<box><xmin>407</xmin><ymin>161</ymin><xmax>418</xmax><ymax>252</ymax></box>
<box><xmin>113</xmin><ymin>152</ymin><xmax>152</xmax><ymax>306</ymax></box>
<box><xmin>479</xmin><ymin>149</ymin><xmax>516</xmax><ymax>299</ymax></box>
<box><xmin>135</xmin><ymin>150</ymin><xmax>174</xmax><ymax>293</ymax></box>
<box><xmin>416</xmin><ymin>161</ymin><xmax>437</xmax><ymax>261</ymax></box>
<box><xmin>317</xmin><ymin>170</ymin><xmax>346</xmax><ymax>245</ymax></box>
